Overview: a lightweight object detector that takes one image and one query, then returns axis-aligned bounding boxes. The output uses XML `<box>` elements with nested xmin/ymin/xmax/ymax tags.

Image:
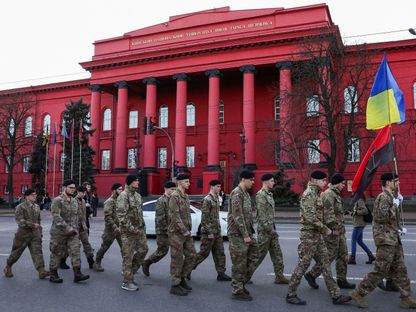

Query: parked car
<box><xmin>143</xmin><ymin>200</ymin><xmax>228</xmax><ymax>237</ymax></box>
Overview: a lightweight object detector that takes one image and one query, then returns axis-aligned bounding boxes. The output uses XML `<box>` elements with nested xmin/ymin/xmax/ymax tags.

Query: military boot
<box><xmin>348</xmin><ymin>256</ymin><xmax>357</xmax><ymax>265</ymax></box>
<box><xmin>286</xmin><ymin>294</ymin><xmax>306</xmax><ymax>305</ymax></box>
<box><xmin>121</xmin><ymin>282</ymin><xmax>139</xmax><ymax>291</ymax></box>
<box><xmin>365</xmin><ymin>252</ymin><xmax>376</xmax><ymax>264</ymax></box>
<box><xmin>274</xmin><ymin>275</ymin><xmax>290</xmax><ymax>284</ymax></box>
<box><xmin>400</xmin><ymin>296</ymin><xmax>416</xmax><ymax>309</ymax></box>
<box><xmin>142</xmin><ymin>259</ymin><xmax>151</xmax><ymax>277</ymax></box>
<box><xmin>332</xmin><ymin>295</ymin><xmax>352</xmax><ymax>305</ymax></box>
<box><xmin>232</xmin><ymin>292</ymin><xmax>253</xmax><ymax>301</ymax></box>
<box><xmin>93</xmin><ymin>261</ymin><xmax>104</xmax><ymax>272</ymax></box>
<box><xmin>217</xmin><ymin>272</ymin><xmax>232</xmax><ymax>281</ymax></box>
<box><xmin>170</xmin><ymin>285</ymin><xmax>188</xmax><ymax>296</ymax></box>
<box><xmin>49</xmin><ymin>269</ymin><xmax>63</xmax><ymax>283</ymax></box>
<box><xmin>337</xmin><ymin>279</ymin><xmax>356</xmax><ymax>289</ymax></box>
<box><xmin>350</xmin><ymin>290</ymin><xmax>368</xmax><ymax>308</ymax></box>
<box><xmin>73</xmin><ymin>267</ymin><xmax>90</xmax><ymax>283</ymax></box>
<box><xmin>3</xmin><ymin>265</ymin><xmax>13</xmax><ymax>278</ymax></box>
<box><xmin>304</xmin><ymin>272</ymin><xmax>319</xmax><ymax>289</ymax></box>
<box><xmin>59</xmin><ymin>258</ymin><xmax>70</xmax><ymax>270</ymax></box>
<box><xmin>180</xmin><ymin>278</ymin><xmax>192</xmax><ymax>292</ymax></box>
<box><xmin>38</xmin><ymin>268</ymin><xmax>50</xmax><ymax>279</ymax></box>
<box><xmin>87</xmin><ymin>256</ymin><xmax>95</xmax><ymax>269</ymax></box>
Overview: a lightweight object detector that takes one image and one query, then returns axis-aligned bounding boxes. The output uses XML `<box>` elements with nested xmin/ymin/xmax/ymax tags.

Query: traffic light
<box><xmin>143</xmin><ymin>116</ymin><xmax>148</xmax><ymax>135</ymax></box>
<box><xmin>149</xmin><ymin>116</ymin><xmax>156</xmax><ymax>134</ymax></box>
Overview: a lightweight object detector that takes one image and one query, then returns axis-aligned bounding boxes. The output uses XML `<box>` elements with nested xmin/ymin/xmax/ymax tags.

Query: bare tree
<box><xmin>0</xmin><ymin>93</ymin><xmax>36</xmax><ymax>207</ymax></box>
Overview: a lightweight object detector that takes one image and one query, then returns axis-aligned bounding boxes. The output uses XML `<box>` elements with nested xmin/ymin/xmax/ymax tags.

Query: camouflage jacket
<box><xmin>155</xmin><ymin>194</ymin><xmax>170</xmax><ymax>235</ymax></box>
<box><xmin>352</xmin><ymin>199</ymin><xmax>370</xmax><ymax>227</ymax></box>
<box><xmin>50</xmin><ymin>193</ymin><xmax>80</xmax><ymax>236</ymax></box>
<box><xmin>201</xmin><ymin>193</ymin><xmax>221</xmax><ymax>235</ymax></box>
<box><xmin>227</xmin><ymin>185</ymin><xmax>254</xmax><ymax>238</ymax></box>
<box><xmin>104</xmin><ymin>194</ymin><xmax>119</xmax><ymax>232</ymax></box>
<box><xmin>256</xmin><ymin>188</ymin><xmax>276</xmax><ymax>234</ymax></box>
<box><xmin>299</xmin><ymin>183</ymin><xmax>330</xmax><ymax>235</ymax></box>
<box><xmin>116</xmin><ymin>185</ymin><xmax>145</xmax><ymax>234</ymax></box>
<box><xmin>372</xmin><ymin>190</ymin><xmax>401</xmax><ymax>246</ymax></box>
<box><xmin>76</xmin><ymin>197</ymin><xmax>88</xmax><ymax>232</ymax></box>
<box><xmin>14</xmin><ymin>200</ymin><xmax>41</xmax><ymax>237</ymax></box>
<box><xmin>322</xmin><ymin>185</ymin><xmax>345</xmax><ymax>233</ymax></box>
<box><xmin>168</xmin><ymin>188</ymin><xmax>192</xmax><ymax>235</ymax></box>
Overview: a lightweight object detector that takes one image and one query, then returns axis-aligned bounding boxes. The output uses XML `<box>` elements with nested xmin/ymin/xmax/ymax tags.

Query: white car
<box><xmin>143</xmin><ymin>200</ymin><xmax>228</xmax><ymax>237</ymax></box>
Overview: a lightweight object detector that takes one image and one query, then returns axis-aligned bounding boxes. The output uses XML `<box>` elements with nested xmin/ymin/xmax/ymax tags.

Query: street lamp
<box><xmin>409</xmin><ymin>28</ymin><xmax>416</xmax><ymax>36</ymax></box>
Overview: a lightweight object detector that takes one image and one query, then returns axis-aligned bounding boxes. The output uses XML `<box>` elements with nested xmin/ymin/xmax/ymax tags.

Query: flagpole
<box><xmin>44</xmin><ymin>136</ymin><xmax>49</xmax><ymax>196</ymax></box>
<box><xmin>62</xmin><ymin>135</ymin><xmax>66</xmax><ymax>187</ymax></box>
<box><xmin>71</xmin><ymin>119</ymin><xmax>74</xmax><ymax>179</ymax></box>
<box><xmin>52</xmin><ymin>123</ymin><xmax>57</xmax><ymax>198</ymax></box>
<box><xmin>79</xmin><ymin>120</ymin><xmax>82</xmax><ymax>186</ymax></box>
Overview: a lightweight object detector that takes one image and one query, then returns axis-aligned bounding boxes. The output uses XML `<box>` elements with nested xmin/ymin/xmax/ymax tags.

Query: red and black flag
<box><xmin>351</xmin><ymin>126</ymin><xmax>394</xmax><ymax>204</ymax></box>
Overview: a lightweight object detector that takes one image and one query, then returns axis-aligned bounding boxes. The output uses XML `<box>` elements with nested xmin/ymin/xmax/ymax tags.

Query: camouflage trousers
<box><xmin>7</xmin><ymin>233</ymin><xmax>46</xmax><ymax>271</ymax></box>
<box><xmin>356</xmin><ymin>243</ymin><xmax>411</xmax><ymax>298</ymax></box>
<box><xmin>309</xmin><ymin>232</ymin><xmax>348</xmax><ymax>281</ymax></box>
<box><xmin>79</xmin><ymin>230</ymin><xmax>94</xmax><ymax>259</ymax></box>
<box><xmin>255</xmin><ymin>232</ymin><xmax>284</xmax><ymax>277</ymax></box>
<box><xmin>229</xmin><ymin>235</ymin><xmax>259</xmax><ymax>295</ymax></box>
<box><xmin>146</xmin><ymin>234</ymin><xmax>169</xmax><ymax>264</ymax></box>
<box><xmin>194</xmin><ymin>233</ymin><xmax>226</xmax><ymax>273</ymax></box>
<box><xmin>169</xmin><ymin>232</ymin><xmax>196</xmax><ymax>286</ymax></box>
<box><xmin>287</xmin><ymin>232</ymin><xmax>340</xmax><ymax>298</ymax></box>
<box><xmin>95</xmin><ymin>229</ymin><xmax>122</xmax><ymax>262</ymax></box>
<box><xmin>120</xmin><ymin>230</ymin><xmax>148</xmax><ymax>283</ymax></box>
<box><xmin>49</xmin><ymin>234</ymin><xmax>81</xmax><ymax>270</ymax></box>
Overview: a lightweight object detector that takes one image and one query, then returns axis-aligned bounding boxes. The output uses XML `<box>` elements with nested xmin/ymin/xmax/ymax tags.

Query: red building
<box><xmin>1</xmin><ymin>4</ymin><xmax>416</xmax><ymax>199</ymax></box>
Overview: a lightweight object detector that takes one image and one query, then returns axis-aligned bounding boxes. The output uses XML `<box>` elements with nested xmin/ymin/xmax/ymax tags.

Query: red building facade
<box><xmin>1</xmin><ymin>4</ymin><xmax>416</xmax><ymax>198</ymax></box>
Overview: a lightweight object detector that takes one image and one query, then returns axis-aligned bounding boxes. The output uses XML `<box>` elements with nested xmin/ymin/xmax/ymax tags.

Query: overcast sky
<box><xmin>1</xmin><ymin>0</ymin><xmax>415</xmax><ymax>90</ymax></box>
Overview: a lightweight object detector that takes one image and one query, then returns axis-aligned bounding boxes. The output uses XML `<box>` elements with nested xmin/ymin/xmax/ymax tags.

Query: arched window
<box><xmin>159</xmin><ymin>105</ymin><xmax>168</xmax><ymax>128</ymax></box>
<box><xmin>186</xmin><ymin>103</ymin><xmax>195</xmax><ymax>126</ymax></box>
<box><xmin>129</xmin><ymin>111</ymin><xmax>138</xmax><ymax>129</ymax></box>
<box><xmin>344</xmin><ymin>86</ymin><xmax>358</xmax><ymax>113</ymax></box>
<box><xmin>43</xmin><ymin>114</ymin><xmax>51</xmax><ymax>134</ymax></box>
<box><xmin>103</xmin><ymin>109</ymin><xmax>111</xmax><ymax>131</ymax></box>
<box><xmin>8</xmin><ymin>119</ymin><xmax>15</xmax><ymax>136</ymax></box>
<box><xmin>274</xmin><ymin>96</ymin><xmax>280</xmax><ymax>120</ymax></box>
<box><xmin>24</xmin><ymin>116</ymin><xmax>32</xmax><ymax>137</ymax></box>
<box><xmin>219</xmin><ymin>100</ymin><xmax>224</xmax><ymax>124</ymax></box>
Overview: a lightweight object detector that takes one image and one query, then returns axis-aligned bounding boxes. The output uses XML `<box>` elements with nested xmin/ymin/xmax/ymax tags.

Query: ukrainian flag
<box><xmin>366</xmin><ymin>54</ymin><xmax>405</xmax><ymax>130</ymax></box>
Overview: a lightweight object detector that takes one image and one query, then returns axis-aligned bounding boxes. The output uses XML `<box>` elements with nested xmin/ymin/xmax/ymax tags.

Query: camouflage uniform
<box><xmin>49</xmin><ymin>193</ymin><xmax>82</xmax><ymax>270</ymax></box>
<box><xmin>116</xmin><ymin>185</ymin><xmax>148</xmax><ymax>284</ymax></box>
<box><xmin>95</xmin><ymin>194</ymin><xmax>123</xmax><ymax>263</ymax></box>
<box><xmin>228</xmin><ymin>185</ymin><xmax>259</xmax><ymax>295</ymax></box>
<box><xmin>194</xmin><ymin>193</ymin><xmax>227</xmax><ymax>273</ymax></box>
<box><xmin>6</xmin><ymin>200</ymin><xmax>47</xmax><ymax>272</ymax></box>
<box><xmin>76</xmin><ymin>197</ymin><xmax>94</xmax><ymax>259</ymax></box>
<box><xmin>287</xmin><ymin>183</ymin><xmax>341</xmax><ymax>299</ymax></box>
<box><xmin>168</xmin><ymin>188</ymin><xmax>196</xmax><ymax>286</ymax></box>
<box><xmin>355</xmin><ymin>190</ymin><xmax>411</xmax><ymax>298</ymax></box>
<box><xmin>308</xmin><ymin>185</ymin><xmax>349</xmax><ymax>282</ymax></box>
<box><xmin>145</xmin><ymin>194</ymin><xmax>170</xmax><ymax>264</ymax></box>
<box><xmin>254</xmin><ymin>188</ymin><xmax>285</xmax><ymax>279</ymax></box>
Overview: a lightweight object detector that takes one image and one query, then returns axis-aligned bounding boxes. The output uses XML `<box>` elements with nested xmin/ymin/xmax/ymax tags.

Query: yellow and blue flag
<box><xmin>366</xmin><ymin>54</ymin><xmax>405</xmax><ymax>130</ymax></box>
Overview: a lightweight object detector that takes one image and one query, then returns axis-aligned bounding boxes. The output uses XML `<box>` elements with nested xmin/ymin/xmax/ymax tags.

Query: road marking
<box><xmin>279</xmin><ymin>237</ymin><xmax>416</xmax><ymax>242</ymax></box>
<box><xmin>0</xmin><ymin>253</ymin><xmax>9</xmax><ymax>257</ymax></box>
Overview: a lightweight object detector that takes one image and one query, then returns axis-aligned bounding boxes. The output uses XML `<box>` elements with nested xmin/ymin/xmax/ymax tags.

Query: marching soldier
<box><xmin>228</xmin><ymin>170</ymin><xmax>259</xmax><ymax>301</ymax></box>
<box><xmin>117</xmin><ymin>174</ymin><xmax>148</xmax><ymax>291</ymax></box>
<box><xmin>305</xmin><ymin>173</ymin><xmax>355</xmax><ymax>289</ymax></box>
<box><xmin>168</xmin><ymin>174</ymin><xmax>196</xmax><ymax>296</ymax></box>
<box><xmin>350</xmin><ymin>173</ymin><xmax>416</xmax><ymax>309</ymax></box>
<box><xmin>286</xmin><ymin>171</ymin><xmax>351</xmax><ymax>305</ymax></box>
<box><xmin>193</xmin><ymin>179</ymin><xmax>231</xmax><ymax>281</ymax></box>
<box><xmin>254</xmin><ymin>173</ymin><xmax>289</xmax><ymax>284</ymax></box>
<box><xmin>142</xmin><ymin>181</ymin><xmax>176</xmax><ymax>276</ymax></box>
<box><xmin>49</xmin><ymin>180</ymin><xmax>89</xmax><ymax>283</ymax></box>
<box><xmin>3</xmin><ymin>189</ymin><xmax>49</xmax><ymax>279</ymax></box>
<box><xmin>94</xmin><ymin>183</ymin><xmax>123</xmax><ymax>272</ymax></box>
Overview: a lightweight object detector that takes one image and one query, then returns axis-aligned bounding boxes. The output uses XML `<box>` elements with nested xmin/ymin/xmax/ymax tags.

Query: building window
<box><xmin>306</xmin><ymin>95</ymin><xmax>319</xmax><ymax>116</ymax></box>
<box><xmin>158</xmin><ymin>147</ymin><xmax>167</xmax><ymax>168</ymax></box>
<box><xmin>101</xmin><ymin>150</ymin><xmax>110</xmax><ymax>170</ymax></box>
<box><xmin>43</xmin><ymin>114</ymin><xmax>51</xmax><ymax>134</ymax></box>
<box><xmin>60</xmin><ymin>152</ymin><xmax>66</xmax><ymax>171</ymax></box>
<box><xmin>103</xmin><ymin>109</ymin><xmax>111</xmax><ymax>131</ymax></box>
<box><xmin>129</xmin><ymin>111</ymin><xmax>138</xmax><ymax>129</ymax></box>
<box><xmin>219</xmin><ymin>100</ymin><xmax>225</xmax><ymax>124</ymax></box>
<box><xmin>84</xmin><ymin>112</ymin><xmax>90</xmax><ymax>131</ymax></box>
<box><xmin>274</xmin><ymin>96</ymin><xmax>280</xmax><ymax>120</ymax></box>
<box><xmin>23</xmin><ymin>155</ymin><xmax>30</xmax><ymax>173</ymax></box>
<box><xmin>186</xmin><ymin>146</ymin><xmax>195</xmax><ymax>168</ymax></box>
<box><xmin>344</xmin><ymin>86</ymin><xmax>358</xmax><ymax>113</ymax></box>
<box><xmin>159</xmin><ymin>106</ymin><xmax>168</xmax><ymax>128</ymax></box>
<box><xmin>21</xmin><ymin>185</ymin><xmax>29</xmax><ymax>194</ymax></box>
<box><xmin>4</xmin><ymin>185</ymin><xmax>9</xmax><ymax>195</ymax></box>
<box><xmin>186</xmin><ymin>103</ymin><xmax>195</xmax><ymax>126</ymax></box>
<box><xmin>413</xmin><ymin>82</ymin><xmax>416</xmax><ymax>109</ymax></box>
<box><xmin>25</xmin><ymin>116</ymin><xmax>32</xmax><ymax>137</ymax></box>
<box><xmin>307</xmin><ymin>140</ymin><xmax>320</xmax><ymax>164</ymax></box>
<box><xmin>8</xmin><ymin>119</ymin><xmax>15</xmax><ymax>136</ymax></box>
<box><xmin>127</xmin><ymin>148</ymin><xmax>136</xmax><ymax>169</ymax></box>
<box><xmin>5</xmin><ymin>155</ymin><xmax>10</xmax><ymax>173</ymax></box>
<box><xmin>347</xmin><ymin>137</ymin><xmax>360</xmax><ymax>162</ymax></box>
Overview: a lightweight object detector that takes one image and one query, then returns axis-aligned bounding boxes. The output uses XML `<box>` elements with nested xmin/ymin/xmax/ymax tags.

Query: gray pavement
<box><xmin>1</xmin><ymin>211</ymin><xmax>415</xmax><ymax>312</ymax></box>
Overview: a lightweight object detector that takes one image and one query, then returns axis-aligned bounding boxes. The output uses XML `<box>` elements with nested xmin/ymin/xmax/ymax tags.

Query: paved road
<box><xmin>1</xmin><ymin>211</ymin><xmax>415</xmax><ymax>312</ymax></box>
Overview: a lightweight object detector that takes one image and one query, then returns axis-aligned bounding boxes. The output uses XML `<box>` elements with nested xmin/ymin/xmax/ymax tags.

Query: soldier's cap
<box><xmin>381</xmin><ymin>172</ymin><xmax>398</xmax><ymax>181</ymax></box>
<box><xmin>77</xmin><ymin>185</ymin><xmax>87</xmax><ymax>192</ymax></box>
<box><xmin>176</xmin><ymin>174</ymin><xmax>190</xmax><ymax>181</ymax></box>
<box><xmin>209</xmin><ymin>179</ymin><xmax>221</xmax><ymax>186</ymax></box>
<box><xmin>240</xmin><ymin>170</ymin><xmax>255</xmax><ymax>179</ymax></box>
<box><xmin>126</xmin><ymin>174</ymin><xmax>139</xmax><ymax>185</ymax></box>
<box><xmin>164</xmin><ymin>181</ymin><xmax>176</xmax><ymax>188</ymax></box>
<box><xmin>310</xmin><ymin>170</ymin><xmax>327</xmax><ymax>180</ymax></box>
<box><xmin>330</xmin><ymin>173</ymin><xmax>345</xmax><ymax>185</ymax></box>
<box><xmin>23</xmin><ymin>188</ymin><xmax>36</xmax><ymax>196</ymax></box>
<box><xmin>63</xmin><ymin>179</ymin><xmax>76</xmax><ymax>187</ymax></box>
<box><xmin>111</xmin><ymin>183</ymin><xmax>122</xmax><ymax>191</ymax></box>
<box><xmin>261</xmin><ymin>173</ymin><xmax>274</xmax><ymax>181</ymax></box>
